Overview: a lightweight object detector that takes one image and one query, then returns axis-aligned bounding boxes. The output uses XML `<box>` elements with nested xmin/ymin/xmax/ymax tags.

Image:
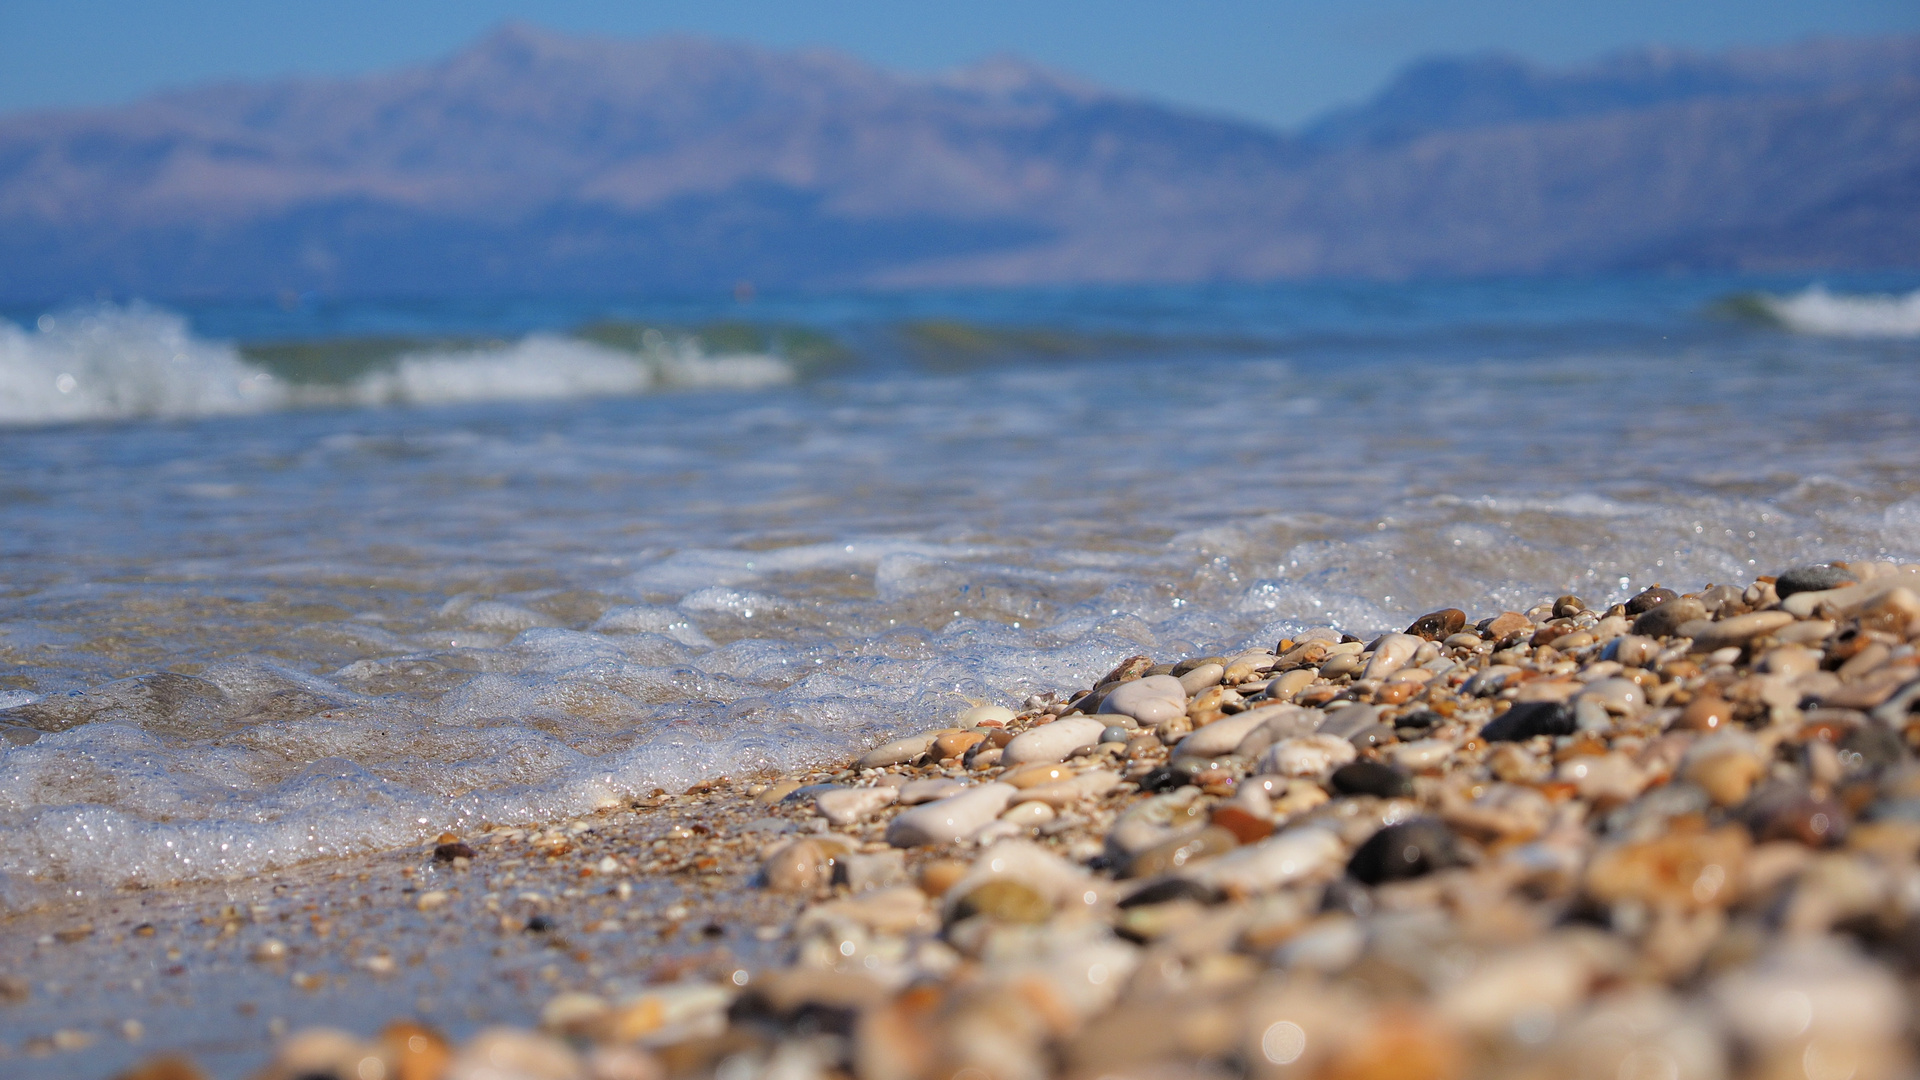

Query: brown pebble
<box><xmin>917</xmin><ymin>859</ymin><xmax>970</xmax><ymax>898</ymax></box>
<box><xmin>933</xmin><ymin>730</ymin><xmax>986</xmax><ymax>760</ymax></box>
<box><xmin>1756</xmin><ymin>795</ymin><xmax>1849</xmax><ymax>848</ymax></box>
<box><xmin>1097</xmin><ymin>655</ymin><xmax>1154</xmax><ymax>687</ymax></box>
<box><xmin>381</xmin><ymin>1021</ymin><xmax>452</xmax><ymax>1080</ymax></box>
<box><xmin>761</xmin><ymin>839</ymin><xmax>830</xmax><ymax>893</ymax></box>
<box><xmin>433</xmin><ymin>841</ymin><xmax>476</xmax><ymax>862</ymax></box>
<box><xmin>1126</xmin><ymin>825</ymin><xmax>1239</xmax><ymax>878</ymax></box>
<box><xmin>1553</xmin><ymin>594</ymin><xmax>1588</xmax><ymax>618</ymax></box>
<box><xmin>951</xmin><ymin>880</ymin><xmax>1052</xmax><ymax>924</ymax></box>
<box><xmin>1632</xmin><ymin>596</ymin><xmax>1707</xmax><ymax>638</ymax></box>
<box><xmin>1626</xmin><ymin>585</ymin><xmax>1678</xmax><ymax>614</ymax></box>
<box><xmin>1677</xmin><ymin>693</ymin><xmax>1734</xmax><ymax>732</ymax></box>
<box><xmin>1585</xmin><ymin>827</ymin><xmax>1748</xmax><ymax>910</ymax></box>
<box><xmin>1406</xmin><ymin>609</ymin><xmax>1467</xmax><ymax>640</ymax></box>
<box><xmin>1684</xmin><ymin>749</ymin><xmax>1765</xmax><ymax>806</ymax></box>
<box><xmin>111</xmin><ymin>1055</ymin><xmax>208</xmax><ymax>1080</ymax></box>
<box><xmin>1211</xmin><ymin>805</ymin><xmax>1274</xmax><ymax>844</ymax></box>
<box><xmin>1482</xmin><ymin>612</ymin><xmax>1532</xmax><ymax>643</ymax></box>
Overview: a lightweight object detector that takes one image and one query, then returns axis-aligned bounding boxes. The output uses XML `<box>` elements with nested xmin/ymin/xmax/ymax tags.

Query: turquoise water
<box><xmin>1</xmin><ymin>274</ymin><xmax>1917</xmax><ymax>906</ymax></box>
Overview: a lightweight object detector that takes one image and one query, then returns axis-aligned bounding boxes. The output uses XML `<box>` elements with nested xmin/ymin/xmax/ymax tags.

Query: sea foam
<box><xmin>0</xmin><ymin>304</ymin><xmax>795</xmax><ymax>426</ymax></box>
<box><xmin>1762</xmin><ymin>285</ymin><xmax>1920</xmax><ymax>338</ymax></box>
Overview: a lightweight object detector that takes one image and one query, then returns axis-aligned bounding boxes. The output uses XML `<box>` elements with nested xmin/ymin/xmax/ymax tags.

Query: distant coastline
<box><xmin>0</xmin><ymin>27</ymin><xmax>1915</xmax><ymax>304</ymax></box>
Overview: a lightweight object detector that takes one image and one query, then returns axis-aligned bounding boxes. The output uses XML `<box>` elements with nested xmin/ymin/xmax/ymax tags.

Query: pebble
<box><xmin>1681</xmin><ymin>734</ymin><xmax>1767</xmax><ymax>806</ymax></box>
<box><xmin>1483</xmin><ymin>611</ymin><xmax>1533</xmax><ymax>642</ymax></box>
<box><xmin>1363</xmin><ymin>633</ymin><xmax>1422</xmax><ymax>681</ymax></box>
<box><xmin>1689</xmin><ymin>610</ymin><xmax>1795</xmax><ymax>651</ymax></box>
<box><xmin>1406</xmin><ymin>608</ymin><xmax>1467</xmax><ymax>640</ymax></box>
<box><xmin>856</xmin><ymin>731</ymin><xmax>942</xmax><ymax>768</ymax></box>
<box><xmin>762</xmin><ymin>839</ymin><xmax>833</xmax><ymax>892</ymax></box>
<box><xmin>897</xmin><ymin>777</ymin><xmax>968</xmax><ymax>804</ymax></box>
<box><xmin>957</xmin><ymin>704</ymin><xmax>1017</xmax><ymax>727</ymax></box>
<box><xmin>1384</xmin><ymin>738</ymin><xmax>1455</xmax><ymax>772</ymax></box>
<box><xmin>933</xmin><ymin>730</ymin><xmax>986</xmax><ymax>760</ymax></box>
<box><xmin>1126</xmin><ymin>825</ymin><xmax>1241</xmax><ymax>878</ymax></box>
<box><xmin>1774</xmin><ymin>564</ymin><xmax>1859</xmax><ymax>597</ymax></box>
<box><xmin>1002</xmin><ymin>716</ymin><xmax>1107</xmax><ymax>765</ymax></box>
<box><xmin>1176</xmin><ymin>663</ymin><xmax>1225</xmax><ymax>695</ymax></box>
<box><xmin>886</xmin><ymin>783</ymin><xmax>1015</xmax><ymax>846</ymax></box>
<box><xmin>816</xmin><ymin>785</ymin><xmax>898</xmax><ymax>825</ymax></box>
<box><xmin>1626</xmin><ymin>585</ymin><xmax>1679</xmax><ymax>614</ymax></box>
<box><xmin>1346</xmin><ymin>818</ymin><xmax>1470</xmax><ymax>884</ymax></box>
<box><xmin>1099</xmin><ymin>675</ymin><xmax>1188</xmax><ymax>724</ymax></box>
<box><xmin>1173</xmin><ymin>706</ymin><xmax>1285</xmax><ymax>758</ymax></box>
<box><xmin>1480</xmin><ymin>701</ymin><xmax>1577</xmax><ymax>741</ymax></box>
<box><xmin>1329</xmin><ymin>760</ymin><xmax>1415</xmax><ymax>799</ymax></box>
<box><xmin>1261</xmin><ymin>733</ymin><xmax>1357</xmax><ymax>777</ymax></box>
<box><xmin>1632</xmin><ymin>596</ymin><xmax>1708</xmax><ymax>638</ymax></box>
<box><xmin>1187</xmin><ymin>826</ymin><xmax>1346</xmax><ymax>894</ymax></box>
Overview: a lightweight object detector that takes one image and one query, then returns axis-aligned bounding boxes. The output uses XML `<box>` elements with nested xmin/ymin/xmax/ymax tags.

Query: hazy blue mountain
<box><xmin>0</xmin><ymin>24</ymin><xmax>1914</xmax><ymax>301</ymax></box>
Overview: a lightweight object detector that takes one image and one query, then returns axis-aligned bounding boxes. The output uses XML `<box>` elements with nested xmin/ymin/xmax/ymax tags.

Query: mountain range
<box><xmin>1</xmin><ymin>25</ymin><xmax>1916</xmax><ymax>301</ymax></box>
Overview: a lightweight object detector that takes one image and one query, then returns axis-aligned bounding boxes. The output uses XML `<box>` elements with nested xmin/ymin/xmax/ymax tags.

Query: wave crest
<box><xmin>0</xmin><ymin>304</ymin><xmax>796</xmax><ymax>426</ymax></box>
<box><xmin>1760</xmin><ymin>285</ymin><xmax>1920</xmax><ymax>338</ymax></box>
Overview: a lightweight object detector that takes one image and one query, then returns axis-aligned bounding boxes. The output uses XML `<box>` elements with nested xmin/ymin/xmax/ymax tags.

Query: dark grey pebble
<box><xmin>1346</xmin><ymin>818</ymin><xmax>1469</xmax><ymax>884</ymax></box>
<box><xmin>1626</xmin><ymin>586</ymin><xmax>1678</xmax><ymax>615</ymax></box>
<box><xmin>1118</xmin><ymin>877</ymin><xmax>1224</xmax><ymax>908</ymax></box>
<box><xmin>1330</xmin><ymin>760</ymin><xmax>1416</xmax><ymax>798</ymax></box>
<box><xmin>1480</xmin><ymin>701</ymin><xmax>1577</xmax><ymax>742</ymax></box>
<box><xmin>1774</xmin><ymin>564</ymin><xmax>1857</xmax><ymax>598</ymax></box>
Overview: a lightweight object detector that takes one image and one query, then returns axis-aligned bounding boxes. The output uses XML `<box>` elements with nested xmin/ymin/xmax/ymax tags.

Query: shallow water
<box><xmin>2</xmin><ymin>275</ymin><xmax>1918</xmax><ymax>907</ymax></box>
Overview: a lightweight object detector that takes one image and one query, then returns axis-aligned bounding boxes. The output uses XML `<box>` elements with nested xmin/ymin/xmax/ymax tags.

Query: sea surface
<box><xmin>1</xmin><ymin>274</ymin><xmax>1917</xmax><ymax>910</ymax></box>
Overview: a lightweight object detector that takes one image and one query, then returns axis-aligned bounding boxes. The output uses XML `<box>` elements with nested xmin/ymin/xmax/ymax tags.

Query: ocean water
<box><xmin>1</xmin><ymin>275</ymin><xmax>1917</xmax><ymax>909</ymax></box>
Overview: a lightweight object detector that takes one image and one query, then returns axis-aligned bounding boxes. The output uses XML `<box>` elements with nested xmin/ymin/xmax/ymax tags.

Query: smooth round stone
<box><xmin>950</xmin><ymin>879</ymin><xmax>1051</xmax><ymax>924</ymax></box>
<box><xmin>898</xmin><ymin>777</ymin><xmax>968</xmax><ymax>804</ymax></box>
<box><xmin>1100</xmin><ymin>725</ymin><xmax>1131</xmax><ymax>744</ymax></box>
<box><xmin>856</xmin><ymin>731</ymin><xmax>943</xmax><ymax>769</ymax></box>
<box><xmin>1480</xmin><ymin>701</ymin><xmax>1577</xmax><ymax>742</ymax></box>
<box><xmin>1262</xmin><ymin>733</ymin><xmax>1357</xmax><ymax>777</ymax></box>
<box><xmin>1405</xmin><ymin>608</ymin><xmax>1467</xmax><ymax>640</ymax></box>
<box><xmin>1099</xmin><ymin>675</ymin><xmax>1189</xmax><ymax>723</ymax></box>
<box><xmin>816</xmin><ymin>786</ymin><xmax>899</xmax><ymax>825</ymax></box>
<box><xmin>1329</xmin><ymin>760</ymin><xmax>1415</xmax><ymax>799</ymax></box>
<box><xmin>1625</xmin><ymin>586</ymin><xmax>1678</xmax><ymax>615</ymax></box>
<box><xmin>1362</xmin><ymin>634</ymin><xmax>1421</xmax><ymax>681</ymax></box>
<box><xmin>886</xmin><ymin>783</ymin><xmax>1016</xmax><ymax>847</ymax></box>
<box><xmin>1690</xmin><ymin>610</ymin><xmax>1795</xmax><ymax>650</ymax></box>
<box><xmin>1002</xmin><ymin>716</ymin><xmax>1107</xmax><ymax>765</ymax></box>
<box><xmin>762</xmin><ymin>838</ymin><xmax>831</xmax><ymax>892</ymax></box>
<box><xmin>1385</xmin><ymin>738</ymin><xmax>1452</xmax><ymax>771</ymax></box>
<box><xmin>1346</xmin><ymin>818</ymin><xmax>1469</xmax><ymax>884</ymax></box>
<box><xmin>933</xmin><ymin>730</ymin><xmax>987</xmax><ymax>760</ymax></box>
<box><xmin>1174</xmin><ymin>706</ymin><xmax>1283</xmax><ymax>758</ymax></box>
<box><xmin>1002</xmin><ymin>762</ymin><xmax>1077</xmax><ymax>789</ymax></box>
<box><xmin>1186</xmin><ymin>827</ymin><xmax>1345</xmax><ymax>893</ymax></box>
<box><xmin>1577</xmin><ymin>677</ymin><xmax>1645</xmax><ymax>716</ymax></box>
<box><xmin>1176</xmin><ymin>663</ymin><xmax>1225</xmax><ymax>695</ymax></box>
<box><xmin>1126</xmin><ymin>825</ymin><xmax>1240</xmax><ymax>878</ymax></box>
<box><xmin>999</xmin><ymin>800</ymin><xmax>1056</xmax><ymax>827</ymax></box>
<box><xmin>1604</xmin><ymin>634</ymin><xmax>1660</xmax><ymax>666</ymax></box>
<box><xmin>957</xmin><ymin>704</ymin><xmax>1017</xmax><ymax>727</ymax></box>
<box><xmin>1631</xmin><ymin>596</ymin><xmax>1708</xmax><ymax>638</ymax></box>
<box><xmin>1775</xmin><ymin>564</ymin><xmax>1858</xmax><ymax>598</ymax></box>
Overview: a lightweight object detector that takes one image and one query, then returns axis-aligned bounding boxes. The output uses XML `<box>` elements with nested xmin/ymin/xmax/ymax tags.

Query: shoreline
<box><xmin>11</xmin><ymin>562</ymin><xmax>1920</xmax><ymax>1080</ymax></box>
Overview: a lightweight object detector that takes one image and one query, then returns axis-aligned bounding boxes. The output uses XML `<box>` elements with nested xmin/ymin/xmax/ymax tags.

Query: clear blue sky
<box><xmin>2</xmin><ymin>0</ymin><xmax>1915</xmax><ymax>128</ymax></box>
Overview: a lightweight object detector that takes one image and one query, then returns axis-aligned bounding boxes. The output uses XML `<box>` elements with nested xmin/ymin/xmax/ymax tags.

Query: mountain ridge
<box><xmin>1</xmin><ymin>25</ymin><xmax>1914</xmax><ymax>301</ymax></box>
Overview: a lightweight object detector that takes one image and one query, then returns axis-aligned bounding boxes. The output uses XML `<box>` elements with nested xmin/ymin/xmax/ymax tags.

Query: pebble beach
<box><xmin>53</xmin><ymin>560</ymin><xmax>1920</xmax><ymax>1080</ymax></box>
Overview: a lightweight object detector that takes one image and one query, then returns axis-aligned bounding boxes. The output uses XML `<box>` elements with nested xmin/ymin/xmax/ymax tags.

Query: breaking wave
<box><xmin>1758</xmin><ymin>285</ymin><xmax>1920</xmax><ymax>338</ymax></box>
<box><xmin>0</xmin><ymin>304</ymin><xmax>795</xmax><ymax>426</ymax></box>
